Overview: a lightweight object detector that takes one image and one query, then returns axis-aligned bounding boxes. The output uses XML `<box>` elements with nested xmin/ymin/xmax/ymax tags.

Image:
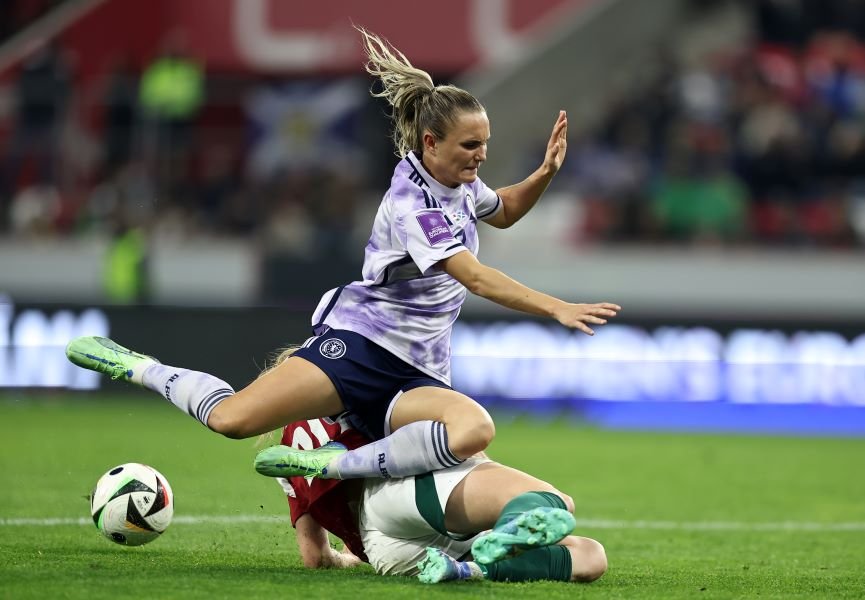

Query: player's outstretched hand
<box><xmin>542</xmin><ymin>110</ymin><xmax>568</xmax><ymax>175</ymax></box>
<box><xmin>553</xmin><ymin>302</ymin><xmax>620</xmax><ymax>336</ymax></box>
<box><xmin>321</xmin><ymin>544</ymin><xmax>364</xmax><ymax>569</ymax></box>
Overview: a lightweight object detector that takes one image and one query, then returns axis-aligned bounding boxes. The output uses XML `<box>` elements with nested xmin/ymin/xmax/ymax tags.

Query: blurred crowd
<box><xmin>0</xmin><ymin>0</ymin><xmax>67</xmax><ymax>43</ymax></box>
<box><xmin>559</xmin><ymin>0</ymin><xmax>865</xmax><ymax>247</ymax></box>
<box><xmin>0</xmin><ymin>33</ymin><xmax>371</xmax><ymax>264</ymax></box>
<box><xmin>3</xmin><ymin>0</ymin><xmax>865</xmax><ymax>251</ymax></box>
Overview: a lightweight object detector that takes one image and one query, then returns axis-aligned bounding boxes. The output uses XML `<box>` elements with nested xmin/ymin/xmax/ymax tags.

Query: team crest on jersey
<box><xmin>450</xmin><ymin>209</ymin><xmax>468</xmax><ymax>225</ymax></box>
<box><xmin>319</xmin><ymin>338</ymin><xmax>347</xmax><ymax>359</ymax></box>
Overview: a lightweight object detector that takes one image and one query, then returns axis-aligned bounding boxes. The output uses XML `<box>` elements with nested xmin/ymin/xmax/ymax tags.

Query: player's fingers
<box><xmin>574</xmin><ymin>322</ymin><xmax>595</xmax><ymax>336</ymax></box>
<box><xmin>597</xmin><ymin>303</ymin><xmax>621</xmax><ymax>311</ymax></box>
<box><xmin>583</xmin><ymin>315</ymin><xmax>607</xmax><ymax>325</ymax></box>
<box><xmin>554</xmin><ymin>120</ymin><xmax>567</xmax><ymax>137</ymax></box>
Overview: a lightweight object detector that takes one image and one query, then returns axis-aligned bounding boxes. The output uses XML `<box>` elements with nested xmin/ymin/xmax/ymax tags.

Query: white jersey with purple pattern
<box><xmin>310</xmin><ymin>151</ymin><xmax>502</xmax><ymax>384</ymax></box>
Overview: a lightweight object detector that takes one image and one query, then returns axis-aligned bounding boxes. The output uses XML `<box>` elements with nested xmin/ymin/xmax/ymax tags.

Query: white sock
<box><xmin>141</xmin><ymin>364</ymin><xmax>234</xmax><ymax>428</ymax></box>
<box><xmin>325</xmin><ymin>420</ymin><xmax>462</xmax><ymax>479</ymax></box>
<box><xmin>467</xmin><ymin>562</ymin><xmax>485</xmax><ymax>579</ymax></box>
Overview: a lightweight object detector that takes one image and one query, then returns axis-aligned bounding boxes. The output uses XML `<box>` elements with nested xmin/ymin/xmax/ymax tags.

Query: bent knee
<box><xmin>446</xmin><ymin>413</ymin><xmax>495</xmax><ymax>458</ymax></box>
<box><xmin>551</xmin><ymin>490</ymin><xmax>575</xmax><ymax>514</ymax></box>
<box><xmin>206</xmin><ymin>401</ymin><xmax>254</xmax><ymax>439</ymax></box>
<box><xmin>570</xmin><ymin>537</ymin><xmax>607</xmax><ymax>583</ymax></box>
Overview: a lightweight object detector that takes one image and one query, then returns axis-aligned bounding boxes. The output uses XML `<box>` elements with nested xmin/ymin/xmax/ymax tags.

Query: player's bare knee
<box><xmin>447</xmin><ymin>414</ymin><xmax>495</xmax><ymax>458</ymax></box>
<box><xmin>205</xmin><ymin>403</ymin><xmax>250</xmax><ymax>439</ymax></box>
<box><xmin>569</xmin><ymin>537</ymin><xmax>607</xmax><ymax>583</ymax></box>
<box><xmin>552</xmin><ymin>489</ymin><xmax>575</xmax><ymax>513</ymax></box>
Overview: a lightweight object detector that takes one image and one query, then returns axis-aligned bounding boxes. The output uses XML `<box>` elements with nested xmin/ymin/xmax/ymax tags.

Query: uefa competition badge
<box><xmin>319</xmin><ymin>338</ymin><xmax>347</xmax><ymax>359</ymax></box>
<box><xmin>416</xmin><ymin>212</ymin><xmax>454</xmax><ymax>245</ymax></box>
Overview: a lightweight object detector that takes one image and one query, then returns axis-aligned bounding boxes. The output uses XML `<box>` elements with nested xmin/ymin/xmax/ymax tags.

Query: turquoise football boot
<box><xmin>471</xmin><ymin>506</ymin><xmax>576</xmax><ymax>565</ymax></box>
<box><xmin>417</xmin><ymin>547</ymin><xmax>474</xmax><ymax>583</ymax></box>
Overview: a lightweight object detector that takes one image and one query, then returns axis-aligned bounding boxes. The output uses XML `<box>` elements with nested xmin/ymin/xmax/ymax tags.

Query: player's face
<box><xmin>423</xmin><ymin>110</ymin><xmax>490</xmax><ymax>188</ymax></box>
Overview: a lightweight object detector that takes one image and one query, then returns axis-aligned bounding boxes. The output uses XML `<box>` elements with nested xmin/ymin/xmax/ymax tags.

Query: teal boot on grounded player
<box><xmin>66</xmin><ymin>336</ymin><xmax>159</xmax><ymax>385</ymax></box>
<box><xmin>254</xmin><ymin>442</ymin><xmax>347</xmax><ymax>478</ymax></box>
<box><xmin>417</xmin><ymin>548</ymin><xmax>478</xmax><ymax>583</ymax></box>
<box><xmin>471</xmin><ymin>506</ymin><xmax>576</xmax><ymax>565</ymax></box>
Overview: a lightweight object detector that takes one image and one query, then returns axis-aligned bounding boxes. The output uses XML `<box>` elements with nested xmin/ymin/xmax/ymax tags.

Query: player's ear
<box><xmin>422</xmin><ymin>131</ymin><xmax>437</xmax><ymax>156</ymax></box>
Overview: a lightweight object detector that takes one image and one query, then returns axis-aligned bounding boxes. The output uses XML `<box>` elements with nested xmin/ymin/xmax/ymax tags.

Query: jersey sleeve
<box><xmin>398</xmin><ymin>208</ymin><xmax>466</xmax><ymax>274</ymax></box>
<box><xmin>473</xmin><ymin>178</ymin><xmax>502</xmax><ymax>221</ymax></box>
<box><xmin>282</xmin><ymin>478</ymin><xmax>310</xmax><ymax>527</ymax></box>
<box><xmin>278</xmin><ymin>415</ymin><xmax>371</xmax><ymax>528</ymax></box>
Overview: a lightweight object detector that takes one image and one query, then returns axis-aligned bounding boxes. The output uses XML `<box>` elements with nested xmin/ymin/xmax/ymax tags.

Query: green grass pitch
<box><xmin>1</xmin><ymin>392</ymin><xmax>864</xmax><ymax>599</ymax></box>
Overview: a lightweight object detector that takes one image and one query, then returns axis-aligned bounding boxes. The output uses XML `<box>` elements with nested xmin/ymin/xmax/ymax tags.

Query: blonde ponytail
<box><xmin>356</xmin><ymin>26</ymin><xmax>484</xmax><ymax>156</ymax></box>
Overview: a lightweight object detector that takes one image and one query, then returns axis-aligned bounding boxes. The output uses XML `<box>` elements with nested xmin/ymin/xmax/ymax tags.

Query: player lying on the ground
<box><xmin>272</xmin><ymin>413</ymin><xmax>607</xmax><ymax>584</ymax></box>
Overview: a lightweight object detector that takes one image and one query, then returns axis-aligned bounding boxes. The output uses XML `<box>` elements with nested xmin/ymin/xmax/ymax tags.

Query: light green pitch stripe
<box><xmin>2</xmin><ymin>516</ymin><xmax>865</xmax><ymax>531</ymax></box>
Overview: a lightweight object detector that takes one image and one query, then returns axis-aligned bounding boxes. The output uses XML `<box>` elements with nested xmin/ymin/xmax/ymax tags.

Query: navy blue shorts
<box><xmin>293</xmin><ymin>329</ymin><xmax>451</xmax><ymax>440</ymax></box>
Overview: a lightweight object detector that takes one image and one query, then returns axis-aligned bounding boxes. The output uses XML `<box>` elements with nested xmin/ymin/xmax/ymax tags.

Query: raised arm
<box><xmin>295</xmin><ymin>514</ymin><xmax>363</xmax><ymax>569</ymax></box>
<box><xmin>441</xmin><ymin>250</ymin><xmax>619</xmax><ymax>336</ymax></box>
<box><xmin>486</xmin><ymin>110</ymin><xmax>568</xmax><ymax>229</ymax></box>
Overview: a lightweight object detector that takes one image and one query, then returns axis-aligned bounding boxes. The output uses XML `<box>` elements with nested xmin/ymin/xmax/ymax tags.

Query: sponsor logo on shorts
<box><xmin>319</xmin><ymin>338</ymin><xmax>347</xmax><ymax>359</ymax></box>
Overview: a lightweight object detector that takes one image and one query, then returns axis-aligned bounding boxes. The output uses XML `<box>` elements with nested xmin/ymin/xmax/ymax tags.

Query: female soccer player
<box><xmin>258</xmin><ymin>347</ymin><xmax>604</xmax><ymax>583</ymax></box>
<box><xmin>66</xmin><ymin>27</ymin><xmax>619</xmax><ymax>482</ymax></box>
<box><xmin>272</xmin><ymin>411</ymin><xmax>607</xmax><ymax>584</ymax></box>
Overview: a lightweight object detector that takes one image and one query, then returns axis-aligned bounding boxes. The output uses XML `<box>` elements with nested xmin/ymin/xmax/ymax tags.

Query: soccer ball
<box><xmin>90</xmin><ymin>462</ymin><xmax>174</xmax><ymax>546</ymax></box>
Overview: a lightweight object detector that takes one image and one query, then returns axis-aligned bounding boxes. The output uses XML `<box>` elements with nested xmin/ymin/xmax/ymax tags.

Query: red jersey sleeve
<box><xmin>277</xmin><ymin>413</ymin><xmax>370</xmax><ymax>561</ymax></box>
